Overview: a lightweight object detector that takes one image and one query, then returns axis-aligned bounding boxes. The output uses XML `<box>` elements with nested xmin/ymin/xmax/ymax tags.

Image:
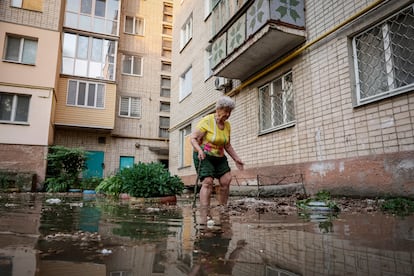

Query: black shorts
<box><xmin>193</xmin><ymin>151</ymin><xmax>231</xmax><ymax>181</ymax></box>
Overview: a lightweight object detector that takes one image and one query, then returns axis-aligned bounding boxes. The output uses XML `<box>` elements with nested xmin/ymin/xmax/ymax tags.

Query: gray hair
<box><xmin>216</xmin><ymin>96</ymin><xmax>235</xmax><ymax>110</ymax></box>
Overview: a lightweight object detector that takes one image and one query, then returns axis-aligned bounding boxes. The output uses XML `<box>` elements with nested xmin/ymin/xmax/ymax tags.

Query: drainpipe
<box><xmin>226</xmin><ymin>0</ymin><xmax>386</xmax><ymax>97</ymax></box>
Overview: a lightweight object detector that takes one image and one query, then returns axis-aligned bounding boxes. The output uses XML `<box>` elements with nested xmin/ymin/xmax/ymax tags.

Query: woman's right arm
<box><xmin>190</xmin><ymin>129</ymin><xmax>206</xmax><ymax>160</ymax></box>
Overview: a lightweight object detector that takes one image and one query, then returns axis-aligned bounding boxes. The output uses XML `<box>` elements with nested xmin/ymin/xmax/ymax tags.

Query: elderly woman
<box><xmin>190</xmin><ymin>96</ymin><xmax>244</xmax><ymax>212</ymax></box>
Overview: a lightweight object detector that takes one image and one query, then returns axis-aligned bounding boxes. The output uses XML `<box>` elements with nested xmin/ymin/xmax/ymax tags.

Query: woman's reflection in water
<box><xmin>189</xmin><ymin>209</ymin><xmax>247</xmax><ymax>276</ymax></box>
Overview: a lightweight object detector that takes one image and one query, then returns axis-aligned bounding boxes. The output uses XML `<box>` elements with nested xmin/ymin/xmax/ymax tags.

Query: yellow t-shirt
<box><xmin>196</xmin><ymin>114</ymin><xmax>230</xmax><ymax>157</ymax></box>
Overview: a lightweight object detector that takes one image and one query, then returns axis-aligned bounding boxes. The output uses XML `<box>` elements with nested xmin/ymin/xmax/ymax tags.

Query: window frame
<box><xmin>179</xmin><ymin>125</ymin><xmax>192</xmax><ymax>168</ymax></box>
<box><xmin>179</xmin><ymin>67</ymin><xmax>192</xmax><ymax>101</ymax></box>
<box><xmin>66</xmin><ymin>79</ymin><xmax>105</xmax><ymax>109</ymax></box>
<box><xmin>258</xmin><ymin>71</ymin><xmax>295</xmax><ymax>134</ymax></box>
<box><xmin>180</xmin><ymin>14</ymin><xmax>193</xmax><ymax>50</ymax></box>
<box><xmin>62</xmin><ymin>33</ymin><xmax>117</xmax><ymax>81</ymax></box>
<box><xmin>121</xmin><ymin>54</ymin><xmax>143</xmax><ymax>76</ymax></box>
<box><xmin>4</xmin><ymin>34</ymin><xmax>38</xmax><ymax>65</ymax></box>
<box><xmin>159</xmin><ymin>116</ymin><xmax>170</xmax><ymax>138</ymax></box>
<box><xmin>124</xmin><ymin>16</ymin><xmax>145</xmax><ymax>36</ymax></box>
<box><xmin>0</xmin><ymin>93</ymin><xmax>31</xmax><ymax>124</ymax></box>
<box><xmin>352</xmin><ymin>4</ymin><xmax>414</xmax><ymax>106</ymax></box>
<box><xmin>119</xmin><ymin>96</ymin><xmax>141</xmax><ymax>118</ymax></box>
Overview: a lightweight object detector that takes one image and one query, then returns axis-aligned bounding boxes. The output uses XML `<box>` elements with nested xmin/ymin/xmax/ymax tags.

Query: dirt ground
<box><xmin>225</xmin><ymin>195</ymin><xmax>385</xmax><ymax>216</ymax></box>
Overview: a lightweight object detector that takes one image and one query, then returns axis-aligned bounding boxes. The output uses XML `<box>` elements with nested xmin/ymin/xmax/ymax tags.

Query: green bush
<box><xmin>45</xmin><ymin>146</ymin><xmax>87</xmax><ymax>192</ymax></box>
<box><xmin>119</xmin><ymin>162</ymin><xmax>184</xmax><ymax>198</ymax></box>
<box><xmin>380</xmin><ymin>198</ymin><xmax>414</xmax><ymax>217</ymax></box>
<box><xmin>95</xmin><ymin>175</ymin><xmax>123</xmax><ymax>197</ymax></box>
<box><xmin>81</xmin><ymin>177</ymin><xmax>103</xmax><ymax>190</ymax></box>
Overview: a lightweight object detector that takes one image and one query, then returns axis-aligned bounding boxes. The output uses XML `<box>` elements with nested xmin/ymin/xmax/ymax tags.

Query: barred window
<box><xmin>0</xmin><ymin>93</ymin><xmax>30</xmax><ymax>123</ymax></box>
<box><xmin>259</xmin><ymin>71</ymin><xmax>295</xmax><ymax>133</ymax></box>
<box><xmin>119</xmin><ymin>96</ymin><xmax>141</xmax><ymax>118</ymax></box>
<box><xmin>67</xmin><ymin>80</ymin><xmax>105</xmax><ymax>108</ymax></box>
<box><xmin>353</xmin><ymin>5</ymin><xmax>414</xmax><ymax>105</ymax></box>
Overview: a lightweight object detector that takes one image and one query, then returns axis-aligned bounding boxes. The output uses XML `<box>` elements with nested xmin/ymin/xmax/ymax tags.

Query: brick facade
<box><xmin>170</xmin><ymin>0</ymin><xmax>414</xmax><ymax>197</ymax></box>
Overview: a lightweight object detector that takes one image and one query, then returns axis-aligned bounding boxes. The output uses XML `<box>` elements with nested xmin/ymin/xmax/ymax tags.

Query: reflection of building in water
<box><xmin>0</xmin><ymin>195</ymin><xmax>42</xmax><ymax>276</ymax></box>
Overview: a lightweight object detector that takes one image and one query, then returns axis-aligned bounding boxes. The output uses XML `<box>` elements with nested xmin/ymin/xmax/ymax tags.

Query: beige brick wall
<box><xmin>170</xmin><ymin>0</ymin><xmax>414</xmax><ymax>196</ymax></box>
<box><xmin>0</xmin><ymin>0</ymin><xmax>62</xmax><ymax>31</ymax></box>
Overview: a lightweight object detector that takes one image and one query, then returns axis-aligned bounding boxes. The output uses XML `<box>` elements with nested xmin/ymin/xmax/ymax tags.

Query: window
<box><xmin>11</xmin><ymin>0</ymin><xmax>43</xmax><ymax>11</ymax></box>
<box><xmin>159</xmin><ymin>116</ymin><xmax>170</xmax><ymax>138</ymax></box>
<box><xmin>67</xmin><ymin>80</ymin><xmax>105</xmax><ymax>108</ymax></box>
<box><xmin>160</xmin><ymin>76</ymin><xmax>171</xmax><ymax>97</ymax></box>
<box><xmin>179</xmin><ymin>67</ymin><xmax>192</xmax><ymax>101</ymax></box>
<box><xmin>163</xmin><ymin>2</ymin><xmax>173</xmax><ymax>23</ymax></box>
<box><xmin>162</xmin><ymin>24</ymin><xmax>172</xmax><ymax>36</ymax></box>
<box><xmin>160</xmin><ymin>101</ymin><xmax>170</xmax><ymax>112</ymax></box>
<box><xmin>180</xmin><ymin>14</ymin><xmax>193</xmax><ymax>49</ymax></box>
<box><xmin>119</xmin><ymin>96</ymin><xmax>141</xmax><ymax>118</ymax></box>
<box><xmin>161</xmin><ymin>61</ymin><xmax>171</xmax><ymax>72</ymax></box>
<box><xmin>0</xmin><ymin>93</ymin><xmax>30</xmax><ymax>123</ymax></box>
<box><xmin>179</xmin><ymin>125</ymin><xmax>192</xmax><ymax>167</ymax></box>
<box><xmin>62</xmin><ymin>33</ymin><xmax>116</xmax><ymax>80</ymax></box>
<box><xmin>4</xmin><ymin>35</ymin><xmax>38</xmax><ymax>65</ymax></box>
<box><xmin>64</xmin><ymin>0</ymin><xmax>120</xmax><ymax>36</ymax></box>
<box><xmin>205</xmin><ymin>45</ymin><xmax>213</xmax><ymax>80</ymax></box>
<box><xmin>259</xmin><ymin>71</ymin><xmax>295</xmax><ymax>133</ymax></box>
<box><xmin>353</xmin><ymin>5</ymin><xmax>414</xmax><ymax>105</ymax></box>
<box><xmin>122</xmin><ymin>54</ymin><xmax>143</xmax><ymax>76</ymax></box>
<box><xmin>125</xmin><ymin>16</ymin><xmax>145</xmax><ymax>35</ymax></box>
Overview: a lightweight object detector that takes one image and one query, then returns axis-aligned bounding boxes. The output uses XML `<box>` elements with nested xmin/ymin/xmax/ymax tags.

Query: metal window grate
<box><xmin>259</xmin><ymin>72</ymin><xmax>295</xmax><ymax>132</ymax></box>
<box><xmin>353</xmin><ymin>5</ymin><xmax>414</xmax><ymax>103</ymax></box>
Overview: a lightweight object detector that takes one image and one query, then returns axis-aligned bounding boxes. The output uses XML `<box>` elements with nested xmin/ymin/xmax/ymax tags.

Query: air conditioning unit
<box><xmin>214</xmin><ymin>77</ymin><xmax>232</xmax><ymax>91</ymax></box>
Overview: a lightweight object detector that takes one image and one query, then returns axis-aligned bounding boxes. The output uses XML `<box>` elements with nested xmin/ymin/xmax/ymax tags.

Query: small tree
<box><xmin>45</xmin><ymin>145</ymin><xmax>87</xmax><ymax>192</ymax></box>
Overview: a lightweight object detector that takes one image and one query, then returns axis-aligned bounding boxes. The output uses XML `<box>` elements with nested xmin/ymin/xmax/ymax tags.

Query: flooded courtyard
<box><xmin>0</xmin><ymin>192</ymin><xmax>413</xmax><ymax>276</ymax></box>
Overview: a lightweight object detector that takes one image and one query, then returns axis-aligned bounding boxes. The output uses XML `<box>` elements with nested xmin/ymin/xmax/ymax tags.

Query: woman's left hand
<box><xmin>235</xmin><ymin>159</ymin><xmax>244</xmax><ymax>170</ymax></box>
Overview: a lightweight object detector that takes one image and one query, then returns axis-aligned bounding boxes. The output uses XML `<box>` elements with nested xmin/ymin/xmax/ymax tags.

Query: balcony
<box><xmin>211</xmin><ymin>0</ymin><xmax>306</xmax><ymax>81</ymax></box>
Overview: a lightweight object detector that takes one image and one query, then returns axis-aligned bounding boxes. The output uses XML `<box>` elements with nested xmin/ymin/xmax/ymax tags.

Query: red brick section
<box><xmin>0</xmin><ymin>144</ymin><xmax>48</xmax><ymax>191</ymax></box>
<box><xmin>181</xmin><ymin>151</ymin><xmax>414</xmax><ymax>198</ymax></box>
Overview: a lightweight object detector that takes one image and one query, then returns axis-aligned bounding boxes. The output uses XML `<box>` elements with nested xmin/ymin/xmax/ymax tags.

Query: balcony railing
<box><xmin>211</xmin><ymin>0</ymin><xmax>306</xmax><ymax>80</ymax></box>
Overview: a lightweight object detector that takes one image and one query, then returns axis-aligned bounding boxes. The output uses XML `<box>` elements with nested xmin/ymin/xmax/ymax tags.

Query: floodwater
<box><xmin>0</xmin><ymin>193</ymin><xmax>413</xmax><ymax>276</ymax></box>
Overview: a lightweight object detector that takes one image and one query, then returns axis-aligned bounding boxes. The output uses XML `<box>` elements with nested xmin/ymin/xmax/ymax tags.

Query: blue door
<box><xmin>120</xmin><ymin>156</ymin><xmax>134</xmax><ymax>170</ymax></box>
<box><xmin>84</xmin><ymin>151</ymin><xmax>104</xmax><ymax>178</ymax></box>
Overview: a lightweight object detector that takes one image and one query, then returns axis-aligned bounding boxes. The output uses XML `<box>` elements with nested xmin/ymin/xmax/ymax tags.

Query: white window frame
<box><xmin>122</xmin><ymin>54</ymin><xmax>143</xmax><ymax>76</ymax></box>
<box><xmin>204</xmin><ymin>44</ymin><xmax>213</xmax><ymax>80</ymax></box>
<box><xmin>352</xmin><ymin>5</ymin><xmax>414</xmax><ymax>106</ymax></box>
<box><xmin>119</xmin><ymin>96</ymin><xmax>141</xmax><ymax>118</ymax></box>
<box><xmin>179</xmin><ymin>67</ymin><xmax>192</xmax><ymax>101</ymax></box>
<box><xmin>4</xmin><ymin>35</ymin><xmax>38</xmax><ymax>65</ymax></box>
<box><xmin>180</xmin><ymin>14</ymin><xmax>193</xmax><ymax>49</ymax></box>
<box><xmin>0</xmin><ymin>93</ymin><xmax>30</xmax><ymax>123</ymax></box>
<box><xmin>64</xmin><ymin>0</ymin><xmax>120</xmax><ymax>36</ymax></box>
<box><xmin>124</xmin><ymin>16</ymin><xmax>145</xmax><ymax>36</ymax></box>
<box><xmin>179</xmin><ymin>125</ymin><xmax>192</xmax><ymax>168</ymax></box>
<box><xmin>62</xmin><ymin>33</ymin><xmax>116</xmax><ymax>81</ymax></box>
<box><xmin>259</xmin><ymin>71</ymin><xmax>295</xmax><ymax>134</ymax></box>
<box><xmin>67</xmin><ymin>79</ymin><xmax>105</xmax><ymax>109</ymax></box>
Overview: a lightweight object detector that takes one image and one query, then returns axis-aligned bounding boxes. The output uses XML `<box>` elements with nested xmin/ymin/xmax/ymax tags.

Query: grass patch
<box><xmin>380</xmin><ymin>197</ymin><xmax>414</xmax><ymax>217</ymax></box>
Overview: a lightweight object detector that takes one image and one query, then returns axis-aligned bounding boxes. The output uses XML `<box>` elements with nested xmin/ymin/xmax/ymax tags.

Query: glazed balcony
<box><xmin>211</xmin><ymin>0</ymin><xmax>306</xmax><ymax>81</ymax></box>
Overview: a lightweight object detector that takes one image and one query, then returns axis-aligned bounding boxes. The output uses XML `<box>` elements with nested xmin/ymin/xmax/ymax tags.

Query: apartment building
<box><xmin>0</xmin><ymin>0</ymin><xmax>173</xmax><ymax>189</ymax></box>
<box><xmin>170</xmin><ymin>0</ymin><xmax>414</xmax><ymax>197</ymax></box>
<box><xmin>54</xmin><ymin>0</ymin><xmax>173</xmax><ymax>180</ymax></box>
<box><xmin>0</xmin><ymin>0</ymin><xmax>62</xmax><ymax>190</ymax></box>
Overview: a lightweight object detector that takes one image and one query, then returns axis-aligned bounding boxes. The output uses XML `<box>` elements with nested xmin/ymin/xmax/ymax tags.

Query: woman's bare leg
<box><xmin>218</xmin><ymin>172</ymin><xmax>232</xmax><ymax>205</ymax></box>
<box><xmin>199</xmin><ymin>177</ymin><xmax>214</xmax><ymax>224</ymax></box>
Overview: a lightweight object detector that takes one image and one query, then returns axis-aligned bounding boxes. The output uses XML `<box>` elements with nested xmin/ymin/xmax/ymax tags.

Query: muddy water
<box><xmin>0</xmin><ymin>193</ymin><xmax>413</xmax><ymax>276</ymax></box>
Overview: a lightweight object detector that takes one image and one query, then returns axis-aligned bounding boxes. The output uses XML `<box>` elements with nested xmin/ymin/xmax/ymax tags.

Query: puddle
<box><xmin>0</xmin><ymin>193</ymin><xmax>413</xmax><ymax>276</ymax></box>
